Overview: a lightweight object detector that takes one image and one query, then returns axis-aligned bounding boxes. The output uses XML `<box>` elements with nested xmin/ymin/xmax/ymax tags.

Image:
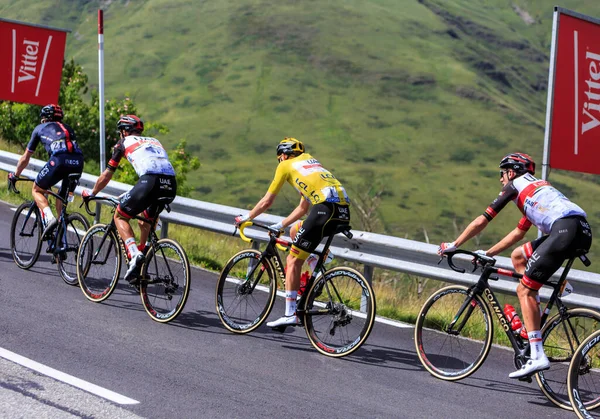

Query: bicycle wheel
<box><xmin>304</xmin><ymin>267</ymin><xmax>376</xmax><ymax>357</ymax></box>
<box><xmin>536</xmin><ymin>307</ymin><xmax>600</xmax><ymax>410</ymax></box>
<box><xmin>216</xmin><ymin>249</ymin><xmax>277</xmax><ymax>333</ymax></box>
<box><xmin>414</xmin><ymin>285</ymin><xmax>493</xmax><ymax>381</ymax></box>
<box><xmin>10</xmin><ymin>201</ymin><xmax>42</xmax><ymax>269</ymax></box>
<box><xmin>57</xmin><ymin>213</ymin><xmax>90</xmax><ymax>286</ymax></box>
<box><xmin>140</xmin><ymin>238</ymin><xmax>191</xmax><ymax>323</ymax></box>
<box><xmin>77</xmin><ymin>224</ymin><xmax>121</xmax><ymax>302</ymax></box>
<box><xmin>568</xmin><ymin>330</ymin><xmax>600</xmax><ymax>418</ymax></box>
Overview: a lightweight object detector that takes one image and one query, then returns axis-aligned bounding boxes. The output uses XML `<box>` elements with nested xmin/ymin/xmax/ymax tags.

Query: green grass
<box><xmin>2</xmin><ymin>0</ymin><xmax>600</xmax><ymax>268</ymax></box>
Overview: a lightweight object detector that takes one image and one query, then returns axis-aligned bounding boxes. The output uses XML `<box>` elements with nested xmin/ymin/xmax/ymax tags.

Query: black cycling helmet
<box><xmin>117</xmin><ymin>114</ymin><xmax>144</xmax><ymax>134</ymax></box>
<box><xmin>40</xmin><ymin>104</ymin><xmax>63</xmax><ymax>121</ymax></box>
<box><xmin>499</xmin><ymin>152</ymin><xmax>535</xmax><ymax>175</ymax></box>
<box><xmin>276</xmin><ymin>137</ymin><xmax>304</xmax><ymax>157</ymax></box>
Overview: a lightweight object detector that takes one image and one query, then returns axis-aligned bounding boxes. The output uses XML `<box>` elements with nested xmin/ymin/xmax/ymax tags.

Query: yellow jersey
<box><xmin>267</xmin><ymin>153</ymin><xmax>350</xmax><ymax>205</ymax></box>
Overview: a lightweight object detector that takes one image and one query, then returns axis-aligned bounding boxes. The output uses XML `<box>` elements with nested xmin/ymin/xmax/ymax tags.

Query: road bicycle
<box><xmin>215</xmin><ymin>221</ymin><xmax>376</xmax><ymax>357</ymax></box>
<box><xmin>76</xmin><ymin>195</ymin><xmax>191</xmax><ymax>323</ymax></box>
<box><xmin>568</xmin><ymin>329</ymin><xmax>600</xmax><ymax>418</ymax></box>
<box><xmin>9</xmin><ymin>174</ymin><xmax>90</xmax><ymax>286</ymax></box>
<box><xmin>414</xmin><ymin>249</ymin><xmax>600</xmax><ymax>410</ymax></box>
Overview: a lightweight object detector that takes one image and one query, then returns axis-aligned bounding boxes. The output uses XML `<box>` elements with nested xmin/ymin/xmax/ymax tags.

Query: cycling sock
<box><xmin>42</xmin><ymin>207</ymin><xmax>55</xmax><ymax>224</ymax></box>
<box><xmin>285</xmin><ymin>291</ymin><xmax>297</xmax><ymax>316</ymax></box>
<box><xmin>528</xmin><ymin>330</ymin><xmax>544</xmax><ymax>359</ymax></box>
<box><xmin>125</xmin><ymin>237</ymin><xmax>139</xmax><ymax>259</ymax></box>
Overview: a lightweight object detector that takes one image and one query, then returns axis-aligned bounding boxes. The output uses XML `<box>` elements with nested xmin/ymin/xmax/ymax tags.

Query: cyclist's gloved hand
<box><xmin>7</xmin><ymin>172</ymin><xmax>16</xmax><ymax>185</ymax></box>
<box><xmin>269</xmin><ymin>221</ymin><xmax>284</xmax><ymax>232</ymax></box>
<box><xmin>438</xmin><ymin>241</ymin><xmax>457</xmax><ymax>255</ymax></box>
<box><xmin>473</xmin><ymin>249</ymin><xmax>487</xmax><ymax>257</ymax></box>
<box><xmin>234</xmin><ymin>214</ymin><xmax>250</xmax><ymax>226</ymax></box>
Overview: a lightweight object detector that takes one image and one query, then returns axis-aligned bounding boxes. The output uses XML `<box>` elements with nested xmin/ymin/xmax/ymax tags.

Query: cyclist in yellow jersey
<box><xmin>235</xmin><ymin>138</ymin><xmax>350</xmax><ymax>328</ymax></box>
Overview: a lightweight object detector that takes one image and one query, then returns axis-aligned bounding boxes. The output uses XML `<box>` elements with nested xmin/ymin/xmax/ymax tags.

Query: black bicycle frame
<box><xmin>448</xmin><ymin>254</ymin><xmax>581</xmax><ymax>358</ymax></box>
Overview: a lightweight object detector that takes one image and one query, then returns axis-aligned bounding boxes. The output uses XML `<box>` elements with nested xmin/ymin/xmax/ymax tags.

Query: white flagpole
<box><xmin>96</xmin><ymin>9</ymin><xmax>105</xmax><ymax>223</ymax></box>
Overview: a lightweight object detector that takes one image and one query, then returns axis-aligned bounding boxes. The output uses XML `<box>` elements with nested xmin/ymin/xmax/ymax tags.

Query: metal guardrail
<box><xmin>1</xmin><ymin>149</ymin><xmax>599</xmax><ymax>309</ymax></box>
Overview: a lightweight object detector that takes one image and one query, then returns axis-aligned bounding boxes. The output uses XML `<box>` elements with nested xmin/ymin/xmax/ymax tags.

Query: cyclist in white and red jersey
<box><xmin>438</xmin><ymin>153</ymin><xmax>592</xmax><ymax>378</ymax></box>
<box><xmin>83</xmin><ymin>115</ymin><xmax>177</xmax><ymax>284</ymax></box>
<box><xmin>8</xmin><ymin>104</ymin><xmax>84</xmax><ymax>238</ymax></box>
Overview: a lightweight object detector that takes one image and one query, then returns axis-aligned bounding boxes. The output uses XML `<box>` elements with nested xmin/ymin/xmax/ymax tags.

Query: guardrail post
<box><xmin>362</xmin><ymin>265</ymin><xmax>374</xmax><ymax>312</ymax></box>
<box><xmin>160</xmin><ymin>220</ymin><xmax>169</xmax><ymax>239</ymax></box>
<box><xmin>94</xmin><ymin>202</ymin><xmax>102</xmax><ymax>224</ymax></box>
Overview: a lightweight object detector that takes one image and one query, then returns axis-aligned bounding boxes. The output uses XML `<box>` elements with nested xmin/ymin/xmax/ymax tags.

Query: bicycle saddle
<box><xmin>335</xmin><ymin>224</ymin><xmax>353</xmax><ymax>239</ymax></box>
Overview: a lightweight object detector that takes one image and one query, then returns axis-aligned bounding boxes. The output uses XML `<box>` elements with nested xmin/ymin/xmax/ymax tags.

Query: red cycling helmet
<box><xmin>117</xmin><ymin>115</ymin><xmax>144</xmax><ymax>134</ymax></box>
<box><xmin>499</xmin><ymin>153</ymin><xmax>535</xmax><ymax>175</ymax></box>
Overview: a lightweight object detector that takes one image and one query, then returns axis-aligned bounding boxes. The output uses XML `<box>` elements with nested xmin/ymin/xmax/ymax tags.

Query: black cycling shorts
<box><xmin>117</xmin><ymin>174</ymin><xmax>177</xmax><ymax>220</ymax></box>
<box><xmin>35</xmin><ymin>153</ymin><xmax>84</xmax><ymax>199</ymax></box>
<box><xmin>522</xmin><ymin>215</ymin><xmax>592</xmax><ymax>290</ymax></box>
<box><xmin>291</xmin><ymin>202</ymin><xmax>350</xmax><ymax>260</ymax></box>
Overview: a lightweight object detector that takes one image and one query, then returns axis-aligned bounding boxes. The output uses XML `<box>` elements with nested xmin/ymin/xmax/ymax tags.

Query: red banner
<box><xmin>0</xmin><ymin>18</ymin><xmax>68</xmax><ymax>106</ymax></box>
<box><xmin>549</xmin><ymin>11</ymin><xmax>600</xmax><ymax>174</ymax></box>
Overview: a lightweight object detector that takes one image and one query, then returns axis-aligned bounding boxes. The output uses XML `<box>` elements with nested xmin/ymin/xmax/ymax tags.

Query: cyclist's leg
<box><xmin>115</xmin><ymin>175</ymin><xmax>155</xmax><ymax>254</ymax></box>
<box><xmin>55</xmin><ymin>154</ymin><xmax>84</xmax><ymax>215</ymax></box>
<box><xmin>139</xmin><ymin>175</ymin><xmax>176</xmax><ymax>248</ymax></box>
<box><xmin>33</xmin><ymin>156</ymin><xmax>62</xmax><ymax>224</ymax></box>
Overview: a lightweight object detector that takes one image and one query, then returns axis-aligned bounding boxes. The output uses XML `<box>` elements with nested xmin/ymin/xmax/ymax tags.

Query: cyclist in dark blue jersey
<box><xmin>9</xmin><ymin>104</ymin><xmax>84</xmax><ymax>237</ymax></box>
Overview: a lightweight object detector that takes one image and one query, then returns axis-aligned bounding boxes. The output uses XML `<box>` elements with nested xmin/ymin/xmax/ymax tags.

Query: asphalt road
<box><xmin>0</xmin><ymin>200</ymin><xmax>574</xmax><ymax>418</ymax></box>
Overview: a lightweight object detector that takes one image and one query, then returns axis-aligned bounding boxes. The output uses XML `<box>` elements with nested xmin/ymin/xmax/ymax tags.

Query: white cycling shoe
<box><xmin>124</xmin><ymin>253</ymin><xmax>145</xmax><ymax>285</ymax></box>
<box><xmin>509</xmin><ymin>356</ymin><xmax>550</xmax><ymax>379</ymax></box>
<box><xmin>266</xmin><ymin>315</ymin><xmax>301</xmax><ymax>328</ymax></box>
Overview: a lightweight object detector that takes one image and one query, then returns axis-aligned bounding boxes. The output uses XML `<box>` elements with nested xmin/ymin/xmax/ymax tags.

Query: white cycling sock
<box><xmin>528</xmin><ymin>330</ymin><xmax>545</xmax><ymax>359</ymax></box>
<box><xmin>42</xmin><ymin>207</ymin><xmax>55</xmax><ymax>223</ymax></box>
<box><xmin>285</xmin><ymin>291</ymin><xmax>297</xmax><ymax>316</ymax></box>
<box><xmin>125</xmin><ymin>237</ymin><xmax>139</xmax><ymax>260</ymax></box>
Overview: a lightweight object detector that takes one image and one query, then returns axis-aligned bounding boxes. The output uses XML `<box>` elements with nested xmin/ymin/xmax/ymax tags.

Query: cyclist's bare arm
<box><xmin>281</xmin><ymin>197</ymin><xmax>310</xmax><ymax>228</ymax></box>
<box><xmin>453</xmin><ymin>215</ymin><xmax>489</xmax><ymax>248</ymax></box>
<box><xmin>14</xmin><ymin>150</ymin><xmax>33</xmax><ymax>177</ymax></box>
<box><xmin>486</xmin><ymin>226</ymin><xmax>527</xmax><ymax>257</ymax></box>
<box><xmin>90</xmin><ymin>168</ymin><xmax>114</xmax><ymax>196</ymax></box>
<box><xmin>247</xmin><ymin>192</ymin><xmax>277</xmax><ymax>220</ymax></box>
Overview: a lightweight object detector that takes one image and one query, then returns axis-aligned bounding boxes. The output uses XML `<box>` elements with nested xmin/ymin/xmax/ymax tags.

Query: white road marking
<box><xmin>0</xmin><ymin>347</ymin><xmax>139</xmax><ymax>405</ymax></box>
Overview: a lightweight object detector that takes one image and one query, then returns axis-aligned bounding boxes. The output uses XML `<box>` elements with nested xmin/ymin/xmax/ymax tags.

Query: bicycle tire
<box><xmin>140</xmin><ymin>238</ymin><xmax>191</xmax><ymax>323</ymax></box>
<box><xmin>216</xmin><ymin>249</ymin><xmax>277</xmax><ymax>334</ymax></box>
<box><xmin>10</xmin><ymin>201</ymin><xmax>42</xmax><ymax>269</ymax></box>
<box><xmin>414</xmin><ymin>285</ymin><xmax>493</xmax><ymax>381</ymax></box>
<box><xmin>57</xmin><ymin>213</ymin><xmax>90</xmax><ymax>286</ymax></box>
<box><xmin>536</xmin><ymin>307</ymin><xmax>600</xmax><ymax>410</ymax></box>
<box><xmin>77</xmin><ymin>224</ymin><xmax>121</xmax><ymax>302</ymax></box>
<box><xmin>568</xmin><ymin>329</ymin><xmax>600</xmax><ymax>418</ymax></box>
<box><xmin>303</xmin><ymin>266</ymin><xmax>376</xmax><ymax>357</ymax></box>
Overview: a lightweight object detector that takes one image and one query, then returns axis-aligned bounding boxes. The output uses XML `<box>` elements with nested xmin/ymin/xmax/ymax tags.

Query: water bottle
<box><xmin>504</xmin><ymin>304</ymin><xmax>528</xmax><ymax>339</ymax></box>
<box><xmin>67</xmin><ymin>191</ymin><xmax>74</xmax><ymax>202</ymax></box>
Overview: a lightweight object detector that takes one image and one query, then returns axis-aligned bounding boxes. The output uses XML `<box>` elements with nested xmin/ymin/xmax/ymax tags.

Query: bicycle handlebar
<box><xmin>236</xmin><ymin>221</ymin><xmax>289</xmax><ymax>252</ymax></box>
<box><xmin>8</xmin><ymin>176</ymin><xmax>34</xmax><ymax>194</ymax></box>
<box><xmin>441</xmin><ymin>249</ymin><xmax>497</xmax><ymax>274</ymax></box>
<box><xmin>80</xmin><ymin>195</ymin><xmax>119</xmax><ymax>217</ymax></box>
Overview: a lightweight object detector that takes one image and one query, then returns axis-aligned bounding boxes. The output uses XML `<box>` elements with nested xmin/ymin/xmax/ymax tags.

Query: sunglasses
<box><xmin>499</xmin><ymin>170</ymin><xmax>509</xmax><ymax>179</ymax></box>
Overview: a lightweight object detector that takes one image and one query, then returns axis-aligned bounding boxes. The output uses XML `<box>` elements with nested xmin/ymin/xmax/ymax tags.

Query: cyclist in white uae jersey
<box><xmin>438</xmin><ymin>153</ymin><xmax>592</xmax><ymax>379</ymax></box>
<box><xmin>83</xmin><ymin>115</ymin><xmax>177</xmax><ymax>284</ymax></box>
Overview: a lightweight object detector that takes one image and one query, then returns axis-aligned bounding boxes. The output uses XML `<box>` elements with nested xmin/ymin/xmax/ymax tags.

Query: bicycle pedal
<box><xmin>517</xmin><ymin>376</ymin><xmax>533</xmax><ymax>383</ymax></box>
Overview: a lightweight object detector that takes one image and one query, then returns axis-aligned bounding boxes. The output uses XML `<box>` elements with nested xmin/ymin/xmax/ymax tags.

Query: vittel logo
<box><xmin>582</xmin><ymin>51</ymin><xmax>600</xmax><ymax>135</ymax></box>
<box><xmin>18</xmin><ymin>39</ymin><xmax>40</xmax><ymax>83</ymax></box>
<box><xmin>10</xmin><ymin>30</ymin><xmax>53</xmax><ymax>97</ymax></box>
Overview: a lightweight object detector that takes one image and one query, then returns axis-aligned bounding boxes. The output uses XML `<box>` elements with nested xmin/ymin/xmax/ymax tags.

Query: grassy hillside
<box><xmin>2</xmin><ymin>0</ymin><xmax>600</xmax><ymax>266</ymax></box>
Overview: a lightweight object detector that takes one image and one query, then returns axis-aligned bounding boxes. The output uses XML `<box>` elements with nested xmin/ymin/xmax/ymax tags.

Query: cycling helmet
<box><xmin>499</xmin><ymin>152</ymin><xmax>535</xmax><ymax>175</ymax></box>
<box><xmin>40</xmin><ymin>104</ymin><xmax>63</xmax><ymax>121</ymax></box>
<box><xmin>276</xmin><ymin>137</ymin><xmax>304</xmax><ymax>156</ymax></box>
<box><xmin>117</xmin><ymin>114</ymin><xmax>144</xmax><ymax>134</ymax></box>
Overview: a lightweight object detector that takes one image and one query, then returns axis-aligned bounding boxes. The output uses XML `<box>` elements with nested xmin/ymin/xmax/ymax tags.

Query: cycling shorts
<box><xmin>521</xmin><ymin>215</ymin><xmax>592</xmax><ymax>290</ymax></box>
<box><xmin>35</xmin><ymin>153</ymin><xmax>84</xmax><ymax>199</ymax></box>
<box><xmin>291</xmin><ymin>202</ymin><xmax>350</xmax><ymax>260</ymax></box>
<box><xmin>117</xmin><ymin>174</ymin><xmax>177</xmax><ymax>220</ymax></box>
